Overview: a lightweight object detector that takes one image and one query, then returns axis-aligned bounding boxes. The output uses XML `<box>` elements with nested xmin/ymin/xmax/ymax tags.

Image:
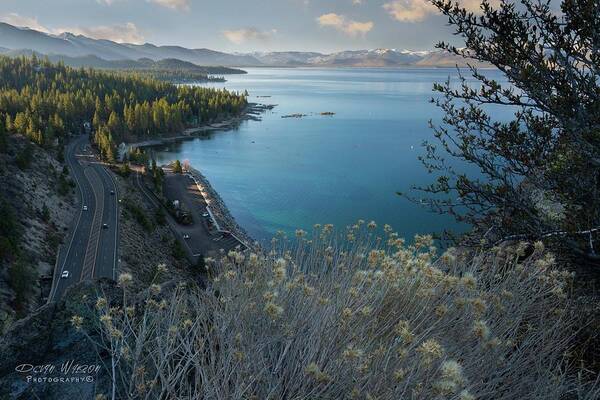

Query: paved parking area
<box><xmin>162</xmin><ymin>171</ymin><xmax>242</xmax><ymax>256</ymax></box>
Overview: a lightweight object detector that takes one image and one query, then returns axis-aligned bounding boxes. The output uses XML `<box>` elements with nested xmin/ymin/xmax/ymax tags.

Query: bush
<box><xmin>171</xmin><ymin>239</ymin><xmax>185</xmax><ymax>260</ymax></box>
<box><xmin>417</xmin><ymin>0</ymin><xmax>600</xmax><ymax>261</ymax></box>
<box><xmin>0</xmin><ymin>197</ymin><xmax>21</xmax><ymax>262</ymax></box>
<box><xmin>117</xmin><ymin>163</ymin><xmax>131</xmax><ymax>177</ymax></box>
<box><xmin>57</xmin><ymin>174</ymin><xmax>71</xmax><ymax>196</ymax></box>
<box><xmin>41</xmin><ymin>204</ymin><xmax>50</xmax><ymax>222</ymax></box>
<box><xmin>173</xmin><ymin>159</ymin><xmax>182</xmax><ymax>174</ymax></box>
<box><xmin>0</xmin><ymin>121</ymin><xmax>7</xmax><ymax>153</ymax></box>
<box><xmin>154</xmin><ymin>208</ymin><xmax>166</xmax><ymax>226</ymax></box>
<box><xmin>15</xmin><ymin>142</ymin><xmax>33</xmax><ymax>170</ymax></box>
<box><xmin>56</xmin><ymin>147</ymin><xmax>64</xmax><ymax>163</ymax></box>
<box><xmin>122</xmin><ymin>198</ymin><xmax>153</xmax><ymax>232</ymax></box>
<box><xmin>8</xmin><ymin>258</ymin><xmax>35</xmax><ymax>309</ymax></box>
<box><xmin>77</xmin><ymin>224</ymin><xmax>599</xmax><ymax>399</ymax></box>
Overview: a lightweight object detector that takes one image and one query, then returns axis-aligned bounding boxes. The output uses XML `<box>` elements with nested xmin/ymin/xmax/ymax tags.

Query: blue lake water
<box><xmin>153</xmin><ymin>67</ymin><xmax>510</xmax><ymax>244</ymax></box>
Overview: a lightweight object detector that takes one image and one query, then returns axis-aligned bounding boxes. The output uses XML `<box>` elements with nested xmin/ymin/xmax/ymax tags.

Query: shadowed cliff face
<box><xmin>0</xmin><ymin>135</ymin><xmax>77</xmax><ymax>333</ymax></box>
<box><xmin>0</xmin><ymin>280</ymin><xmax>117</xmax><ymax>400</ymax></box>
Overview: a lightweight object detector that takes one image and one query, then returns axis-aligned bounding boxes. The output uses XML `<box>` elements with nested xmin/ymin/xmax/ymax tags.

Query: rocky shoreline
<box><xmin>132</xmin><ymin>103</ymin><xmax>276</xmax><ymax>251</ymax></box>
<box><xmin>186</xmin><ymin>167</ymin><xmax>256</xmax><ymax>249</ymax></box>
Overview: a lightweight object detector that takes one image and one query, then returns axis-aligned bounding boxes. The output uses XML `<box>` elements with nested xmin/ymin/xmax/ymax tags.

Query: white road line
<box><xmin>99</xmin><ymin>165</ymin><xmax>119</xmax><ymax>280</ymax></box>
<box><xmin>50</xmin><ymin>138</ymin><xmax>85</xmax><ymax>302</ymax></box>
<box><xmin>83</xmin><ymin>167</ymin><xmax>103</xmax><ymax>280</ymax></box>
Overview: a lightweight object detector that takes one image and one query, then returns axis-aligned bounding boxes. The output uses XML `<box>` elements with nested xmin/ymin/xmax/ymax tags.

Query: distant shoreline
<box><xmin>224</xmin><ymin>65</ymin><xmax>497</xmax><ymax>70</ymax></box>
<box><xmin>123</xmin><ymin>102</ymin><xmax>275</xmax><ymax>151</ymax></box>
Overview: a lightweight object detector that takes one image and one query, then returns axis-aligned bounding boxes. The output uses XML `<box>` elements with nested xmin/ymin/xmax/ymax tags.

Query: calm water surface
<box><xmin>153</xmin><ymin>68</ymin><xmax>510</xmax><ymax>244</ymax></box>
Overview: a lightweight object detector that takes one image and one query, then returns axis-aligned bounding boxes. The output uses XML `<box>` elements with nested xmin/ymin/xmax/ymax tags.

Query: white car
<box><xmin>202</xmin><ymin>212</ymin><xmax>209</xmax><ymax>218</ymax></box>
<box><xmin>183</xmin><ymin>234</ymin><xmax>190</xmax><ymax>239</ymax></box>
<box><xmin>61</xmin><ymin>270</ymin><xmax>70</xmax><ymax>278</ymax></box>
<box><xmin>83</xmin><ymin>205</ymin><xmax>88</xmax><ymax>211</ymax></box>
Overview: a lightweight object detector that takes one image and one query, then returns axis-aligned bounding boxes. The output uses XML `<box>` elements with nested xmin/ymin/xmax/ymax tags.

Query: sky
<box><xmin>0</xmin><ymin>0</ymin><xmax>490</xmax><ymax>53</ymax></box>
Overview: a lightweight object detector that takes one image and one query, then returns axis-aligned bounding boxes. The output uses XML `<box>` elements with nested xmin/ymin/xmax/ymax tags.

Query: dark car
<box><xmin>102</xmin><ymin>223</ymin><xmax>109</xmax><ymax>229</ymax></box>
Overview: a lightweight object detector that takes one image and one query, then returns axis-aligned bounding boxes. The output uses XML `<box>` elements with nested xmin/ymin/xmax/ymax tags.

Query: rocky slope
<box><xmin>0</xmin><ymin>279</ymin><xmax>116</xmax><ymax>400</ymax></box>
<box><xmin>0</xmin><ymin>135</ymin><xmax>76</xmax><ymax>332</ymax></box>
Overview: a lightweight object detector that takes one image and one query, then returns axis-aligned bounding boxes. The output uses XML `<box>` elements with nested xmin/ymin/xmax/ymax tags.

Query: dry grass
<box><xmin>77</xmin><ymin>222</ymin><xmax>599</xmax><ymax>399</ymax></box>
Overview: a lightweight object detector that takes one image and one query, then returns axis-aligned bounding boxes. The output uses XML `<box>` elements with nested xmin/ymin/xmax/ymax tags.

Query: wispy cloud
<box><xmin>383</xmin><ymin>0</ymin><xmax>438</xmax><ymax>22</ymax></box>
<box><xmin>149</xmin><ymin>0</ymin><xmax>190</xmax><ymax>11</ymax></box>
<box><xmin>0</xmin><ymin>13</ymin><xmax>145</xmax><ymax>44</ymax></box>
<box><xmin>0</xmin><ymin>13</ymin><xmax>50</xmax><ymax>33</ymax></box>
<box><xmin>317</xmin><ymin>13</ymin><xmax>373</xmax><ymax>36</ymax></box>
<box><xmin>61</xmin><ymin>22</ymin><xmax>145</xmax><ymax>44</ymax></box>
<box><xmin>97</xmin><ymin>0</ymin><xmax>190</xmax><ymax>11</ymax></box>
<box><xmin>223</xmin><ymin>27</ymin><xmax>277</xmax><ymax>45</ymax></box>
<box><xmin>384</xmin><ymin>0</ymin><xmax>500</xmax><ymax>22</ymax></box>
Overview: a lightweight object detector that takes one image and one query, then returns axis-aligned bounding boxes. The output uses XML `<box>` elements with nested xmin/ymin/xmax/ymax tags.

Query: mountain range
<box><xmin>0</xmin><ymin>22</ymin><xmax>487</xmax><ymax>69</ymax></box>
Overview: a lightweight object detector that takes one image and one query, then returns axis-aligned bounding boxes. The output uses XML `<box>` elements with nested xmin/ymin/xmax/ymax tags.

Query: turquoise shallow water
<box><xmin>153</xmin><ymin>67</ymin><xmax>510</xmax><ymax>244</ymax></box>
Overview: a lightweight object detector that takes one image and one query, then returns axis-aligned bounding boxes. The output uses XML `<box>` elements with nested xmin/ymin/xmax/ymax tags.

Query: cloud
<box><xmin>97</xmin><ymin>0</ymin><xmax>189</xmax><ymax>10</ymax></box>
<box><xmin>0</xmin><ymin>12</ymin><xmax>144</xmax><ymax>43</ymax></box>
<box><xmin>383</xmin><ymin>0</ymin><xmax>438</xmax><ymax>22</ymax></box>
<box><xmin>0</xmin><ymin>13</ymin><xmax>50</xmax><ymax>33</ymax></box>
<box><xmin>222</xmin><ymin>27</ymin><xmax>276</xmax><ymax>45</ymax></box>
<box><xmin>149</xmin><ymin>0</ymin><xmax>190</xmax><ymax>11</ymax></box>
<box><xmin>317</xmin><ymin>13</ymin><xmax>373</xmax><ymax>36</ymax></box>
<box><xmin>61</xmin><ymin>22</ymin><xmax>145</xmax><ymax>44</ymax></box>
<box><xmin>384</xmin><ymin>0</ymin><xmax>500</xmax><ymax>22</ymax></box>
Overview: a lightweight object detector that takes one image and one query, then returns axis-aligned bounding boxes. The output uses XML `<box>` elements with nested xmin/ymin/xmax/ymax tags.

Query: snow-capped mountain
<box><xmin>0</xmin><ymin>22</ymin><xmax>486</xmax><ymax>68</ymax></box>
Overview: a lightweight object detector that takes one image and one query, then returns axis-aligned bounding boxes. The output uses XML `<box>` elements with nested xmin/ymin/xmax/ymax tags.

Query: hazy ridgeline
<box><xmin>75</xmin><ymin>223</ymin><xmax>599</xmax><ymax>399</ymax></box>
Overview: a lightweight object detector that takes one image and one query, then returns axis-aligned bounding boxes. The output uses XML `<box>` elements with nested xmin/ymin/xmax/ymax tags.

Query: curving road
<box><xmin>49</xmin><ymin>135</ymin><xmax>119</xmax><ymax>301</ymax></box>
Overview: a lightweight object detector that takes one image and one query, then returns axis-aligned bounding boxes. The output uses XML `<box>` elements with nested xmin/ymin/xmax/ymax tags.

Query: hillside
<box><xmin>0</xmin><ymin>22</ymin><xmax>491</xmax><ymax>68</ymax></box>
<box><xmin>0</xmin><ymin>134</ymin><xmax>76</xmax><ymax>332</ymax></box>
<box><xmin>0</xmin><ymin>56</ymin><xmax>247</xmax><ymax>160</ymax></box>
<box><xmin>0</xmin><ymin>23</ymin><xmax>261</xmax><ymax>66</ymax></box>
<box><xmin>0</xmin><ymin>49</ymin><xmax>246</xmax><ymax>76</ymax></box>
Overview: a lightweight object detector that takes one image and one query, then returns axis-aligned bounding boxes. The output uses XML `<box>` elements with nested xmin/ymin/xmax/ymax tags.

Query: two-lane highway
<box><xmin>49</xmin><ymin>135</ymin><xmax>119</xmax><ymax>301</ymax></box>
<box><xmin>93</xmin><ymin>164</ymin><xmax>119</xmax><ymax>280</ymax></box>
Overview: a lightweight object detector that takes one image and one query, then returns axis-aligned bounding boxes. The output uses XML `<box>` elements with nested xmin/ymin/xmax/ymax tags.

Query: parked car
<box><xmin>183</xmin><ymin>234</ymin><xmax>190</xmax><ymax>239</ymax></box>
<box><xmin>61</xmin><ymin>270</ymin><xmax>69</xmax><ymax>278</ymax></box>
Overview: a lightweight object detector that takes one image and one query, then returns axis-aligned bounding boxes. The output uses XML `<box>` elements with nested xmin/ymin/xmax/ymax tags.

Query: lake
<box><xmin>153</xmin><ymin>67</ymin><xmax>510</xmax><ymax>244</ymax></box>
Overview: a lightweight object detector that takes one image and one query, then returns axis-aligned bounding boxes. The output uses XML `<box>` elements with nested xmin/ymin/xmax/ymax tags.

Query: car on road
<box><xmin>110</xmin><ymin>190</ymin><xmax>115</xmax><ymax>195</ymax></box>
<box><xmin>61</xmin><ymin>271</ymin><xmax>70</xmax><ymax>278</ymax></box>
<box><xmin>213</xmin><ymin>235</ymin><xmax>224</xmax><ymax>242</ymax></box>
<box><xmin>102</xmin><ymin>223</ymin><xmax>109</xmax><ymax>229</ymax></box>
<box><xmin>183</xmin><ymin>234</ymin><xmax>190</xmax><ymax>239</ymax></box>
<box><xmin>83</xmin><ymin>205</ymin><xmax>88</xmax><ymax>211</ymax></box>
<box><xmin>202</xmin><ymin>212</ymin><xmax>210</xmax><ymax>218</ymax></box>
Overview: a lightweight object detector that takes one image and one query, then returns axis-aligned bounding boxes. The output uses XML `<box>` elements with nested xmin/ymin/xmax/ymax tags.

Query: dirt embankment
<box><xmin>110</xmin><ymin>168</ymin><xmax>201</xmax><ymax>290</ymax></box>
